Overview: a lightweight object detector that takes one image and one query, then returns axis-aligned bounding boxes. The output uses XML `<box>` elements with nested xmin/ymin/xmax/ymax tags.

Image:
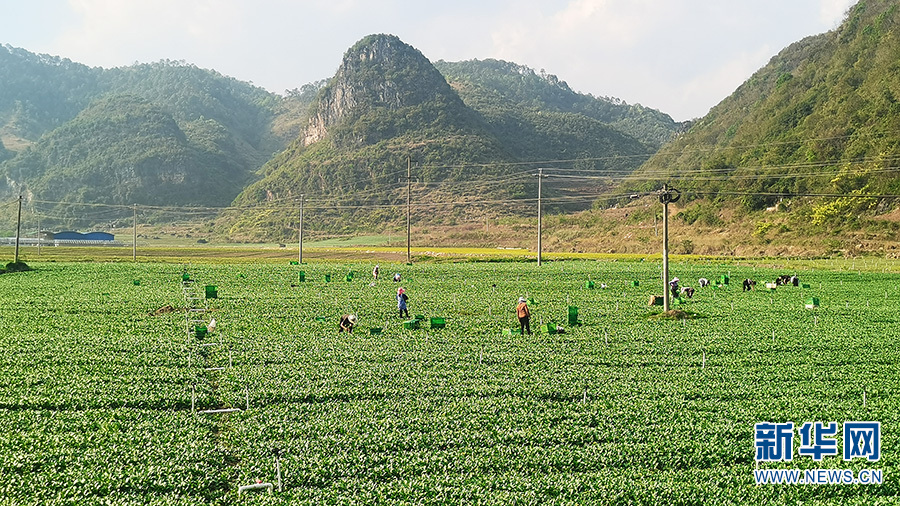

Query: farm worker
<box><xmin>373</xmin><ymin>265</ymin><xmax>379</xmax><ymax>280</ymax></box>
<box><xmin>339</xmin><ymin>314</ymin><xmax>357</xmax><ymax>333</ymax></box>
<box><xmin>669</xmin><ymin>277</ymin><xmax>680</xmax><ymax>299</ymax></box>
<box><xmin>680</xmin><ymin>286</ymin><xmax>695</xmax><ymax>299</ymax></box>
<box><xmin>393</xmin><ymin>272</ymin><xmax>402</xmax><ymax>282</ymax></box>
<box><xmin>397</xmin><ymin>287</ymin><xmax>410</xmax><ymax>318</ymax></box>
<box><xmin>516</xmin><ymin>297</ymin><xmax>532</xmax><ymax>335</ymax></box>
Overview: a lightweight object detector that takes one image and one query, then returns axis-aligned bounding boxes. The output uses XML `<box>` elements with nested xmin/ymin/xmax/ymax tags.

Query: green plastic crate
<box><xmin>324</xmin><ymin>274</ymin><xmax>331</xmax><ymax>283</ymax></box>
<box><xmin>631</xmin><ymin>281</ymin><xmax>640</xmax><ymax>287</ymax></box>
<box><xmin>298</xmin><ymin>271</ymin><xmax>306</xmax><ymax>282</ymax></box>
<box><xmin>542</xmin><ymin>323</ymin><xmax>557</xmax><ymax>334</ymax></box>
<box><xmin>567</xmin><ymin>306</ymin><xmax>580</xmax><ymax>325</ymax></box>
<box><xmin>585</xmin><ymin>280</ymin><xmax>595</xmax><ymax>289</ymax></box>
<box><xmin>805</xmin><ymin>297</ymin><xmax>820</xmax><ymax>309</ymax></box>
<box><xmin>205</xmin><ymin>285</ymin><xmax>218</xmax><ymax>299</ymax></box>
<box><xmin>403</xmin><ymin>319</ymin><xmax>420</xmax><ymax>330</ymax></box>
<box><xmin>369</xmin><ymin>327</ymin><xmax>383</xmax><ymax>335</ymax></box>
<box><xmin>194</xmin><ymin>326</ymin><xmax>207</xmax><ymax>338</ymax></box>
<box><xmin>430</xmin><ymin>317</ymin><xmax>446</xmax><ymax>329</ymax></box>
<box><xmin>503</xmin><ymin>328</ymin><xmax>522</xmax><ymax>336</ymax></box>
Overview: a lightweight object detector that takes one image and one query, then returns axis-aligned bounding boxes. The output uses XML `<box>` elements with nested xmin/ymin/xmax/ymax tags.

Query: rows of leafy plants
<box><xmin>1</xmin><ymin>260</ymin><xmax>899</xmax><ymax>503</ymax></box>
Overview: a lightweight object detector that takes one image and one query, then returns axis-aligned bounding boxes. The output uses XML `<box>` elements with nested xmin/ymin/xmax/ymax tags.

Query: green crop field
<box><xmin>1</xmin><ymin>259</ymin><xmax>899</xmax><ymax>504</ymax></box>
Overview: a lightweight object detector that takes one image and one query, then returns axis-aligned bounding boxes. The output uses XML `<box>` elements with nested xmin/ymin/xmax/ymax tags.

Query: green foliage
<box><xmin>435</xmin><ymin>59</ymin><xmax>682</xmax><ymax>149</ymax></box>
<box><xmin>228</xmin><ymin>35</ymin><xmax>658</xmax><ymax>239</ymax></box>
<box><xmin>4</xmin><ymin>95</ymin><xmax>252</xmax><ymax>207</ymax></box>
<box><xmin>0</xmin><ymin>261</ymin><xmax>30</xmax><ymax>273</ymax></box>
<box><xmin>630</xmin><ymin>0</ymin><xmax>900</xmax><ymax>229</ymax></box>
<box><xmin>675</xmin><ymin>201</ymin><xmax>723</xmax><ymax>227</ymax></box>
<box><xmin>0</xmin><ymin>46</ymin><xmax>294</xmax><ymax>209</ymax></box>
<box><xmin>3</xmin><ymin>261</ymin><xmax>900</xmax><ymax>503</ymax></box>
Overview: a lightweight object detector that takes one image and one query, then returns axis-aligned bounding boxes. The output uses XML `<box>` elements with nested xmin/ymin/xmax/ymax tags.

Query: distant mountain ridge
<box><xmin>0</xmin><ymin>45</ymin><xmax>293</xmax><ymax>207</ymax></box>
<box><xmin>631</xmin><ymin>0</ymin><xmax>900</xmax><ymax>209</ymax></box>
<box><xmin>226</xmin><ymin>34</ymin><xmax>670</xmax><ymax>239</ymax></box>
<box><xmin>434</xmin><ymin>58</ymin><xmax>682</xmax><ymax>150</ymax></box>
<box><xmin>0</xmin><ymin>37</ymin><xmax>678</xmax><ymax>234</ymax></box>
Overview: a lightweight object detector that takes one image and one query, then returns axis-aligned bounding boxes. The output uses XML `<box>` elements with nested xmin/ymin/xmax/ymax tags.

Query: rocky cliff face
<box><xmin>302</xmin><ymin>34</ymin><xmax>460</xmax><ymax>146</ymax></box>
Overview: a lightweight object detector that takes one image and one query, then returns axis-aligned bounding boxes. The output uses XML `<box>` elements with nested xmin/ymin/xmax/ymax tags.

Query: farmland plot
<box><xmin>1</xmin><ymin>260</ymin><xmax>898</xmax><ymax>504</ymax></box>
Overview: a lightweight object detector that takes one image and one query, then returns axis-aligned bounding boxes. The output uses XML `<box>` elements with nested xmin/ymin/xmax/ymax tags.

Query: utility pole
<box><xmin>537</xmin><ymin>168</ymin><xmax>543</xmax><ymax>266</ymax></box>
<box><xmin>36</xmin><ymin>212</ymin><xmax>41</xmax><ymax>256</ymax></box>
<box><xmin>132</xmin><ymin>204</ymin><xmax>137</xmax><ymax>261</ymax></box>
<box><xmin>406</xmin><ymin>156</ymin><xmax>411</xmax><ymax>264</ymax></box>
<box><xmin>657</xmin><ymin>184</ymin><xmax>681</xmax><ymax>311</ymax></box>
<box><xmin>14</xmin><ymin>195</ymin><xmax>22</xmax><ymax>264</ymax></box>
<box><xmin>298</xmin><ymin>194</ymin><xmax>304</xmax><ymax>264</ymax></box>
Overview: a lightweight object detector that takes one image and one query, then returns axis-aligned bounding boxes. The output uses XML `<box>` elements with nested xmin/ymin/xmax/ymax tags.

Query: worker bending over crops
<box><xmin>669</xmin><ymin>277</ymin><xmax>680</xmax><ymax>299</ymax></box>
<box><xmin>339</xmin><ymin>314</ymin><xmax>357</xmax><ymax>333</ymax></box>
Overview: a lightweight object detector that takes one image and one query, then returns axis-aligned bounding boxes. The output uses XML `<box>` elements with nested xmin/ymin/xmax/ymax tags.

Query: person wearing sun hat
<box><xmin>516</xmin><ymin>297</ymin><xmax>531</xmax><ymax>335</ymax></box>
<box><xmin>397</xmin><ymin>287</ymin><xmax>409</xmax><ymax>318</ymax></box>
<box><xmin>339</xmin><ymin>314</ymin><xmax>357</xmax><ymax>333</ymax></box>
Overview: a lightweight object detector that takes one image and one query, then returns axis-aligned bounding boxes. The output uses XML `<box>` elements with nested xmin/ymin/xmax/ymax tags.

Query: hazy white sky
<box><xmin>3</xmin><ymin>0</ymin><xmax>856</xmax><ymax>121</ymax></box>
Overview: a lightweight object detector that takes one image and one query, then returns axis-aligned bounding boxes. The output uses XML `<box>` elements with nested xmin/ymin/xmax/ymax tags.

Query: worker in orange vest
<box><xmin>516</xmin><ymin>297</ymin><xmax>531</xmax><ymax>335</ymax></box>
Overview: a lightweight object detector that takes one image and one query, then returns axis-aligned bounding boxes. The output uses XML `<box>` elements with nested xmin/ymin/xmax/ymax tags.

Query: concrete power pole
<box><xmin>406</xmin><ymin>156</ymin><xmax>411</xmax><ymax>264</ymax></box>
<box><xmin>536</xmin><ymin>168</ymin><xmax>548</xmax><ymax>266</ymax></box>
<box><xmin>657</xmin><ymin>184</ymin><xmax>681</xmax><ymax>312</ymax></box>
<box><xmin>132</xmin><ymin>204</ymin><xmax>137</xmax><ymax>261</ymax></box>
<box><xmin>298</xmin><ymin>195</ymin><xmax>304</xmax><ymax>264</ymax></box>
<box><xmin>14</xmin><ymin>195</ymin><xmax>22</xmax><ymax>264</ymax></box>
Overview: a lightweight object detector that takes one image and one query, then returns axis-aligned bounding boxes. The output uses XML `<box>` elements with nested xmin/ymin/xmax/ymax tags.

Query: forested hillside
<box><xmin>630</xmin><ymin>1</ymin><xmax>900</xmax><ymax>212</ymax></box>
<box><xmin>435</xmin><ymin>59</ymin><xmax>682</xmax><ymax>150</ymax></box>
<box><xmin>591</xmin><ymin>0</ymin><xmax>900</xmax><ymax>256</ymax></box>
<box><xmin>0</xmin><ymin>45</ymin><xmax>297</xmax><ymax>209</ymax></box>
<box><xmin>225</xmin><ymin>35</ymin><xmax>661</xmax><ymax>240</ymax></box>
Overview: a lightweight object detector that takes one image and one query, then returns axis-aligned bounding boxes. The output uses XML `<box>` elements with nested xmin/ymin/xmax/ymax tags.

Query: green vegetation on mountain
<box><xmin>631</xmin><ymin>0</ymin><xmax>900</xmax><ymax>207</ymax></box>
<box><xmin>0</xmin><ymin>46</ymin><xmax>295</xmax><ymax>211</ymax></box>
<box><xmin>435</xmin><ymin>58</ymin><xmax>681</xmax><ymax>150</ymax></box>
<box><xmin>8</xmin><ymin>95</ymin><xmax>254</xmax><ymax>206</ymax></box>
<box><xmin>226</xmin><ymin>35</ymin><xmax>663</xmax><ymax>240</ymax></box>
<box><xmin>594</xmin><ymin>0</ymin><xmax>900</xmax><ymax>256</ymax></box>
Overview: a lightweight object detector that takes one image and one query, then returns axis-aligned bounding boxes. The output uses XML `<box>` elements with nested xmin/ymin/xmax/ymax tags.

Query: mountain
<box><xmin>629</xmin><ymin>0</ymin><xmax>900</xmax><ymax>215</ymax></box>
<box><xmin>434</xmin><ymin>58</ymin><xmax>682</xmax><ymax>150</ymax></box>
<box><xmin>0</xmin><ymin>45</ymin><xmax>296</xmax><ymax>209</ymax></box>
<box><xmin>226</xmin><ymin>34</ymin><xmax>661</xmax><ymax>240</ymax></box>
<box><xmin>9</xmin><ymin>94</ymin><xmax>254</xmax><ymax>206</ymax></box>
